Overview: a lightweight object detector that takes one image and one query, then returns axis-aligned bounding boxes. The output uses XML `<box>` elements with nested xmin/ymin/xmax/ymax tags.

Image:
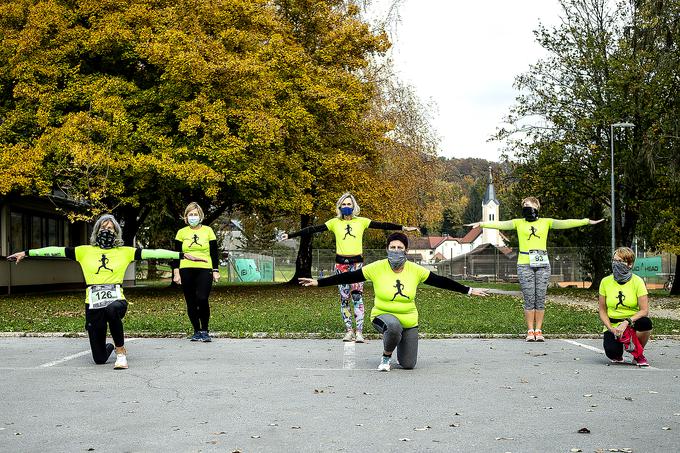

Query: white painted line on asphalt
<box><xmin>343</xmin><ymin>341</ymin><xmax>356</xmax><ymax>369</ymax></box>
<box><xmin>38</xmin><ymin>350</ymin><xmax>92</xmax><ymax>368</ymax></box>
<box><xmin>296</xmin><ymin>368</ymin><xmax>377</xmax><ymax>371</ymax></box>
<box><xmin>562</xmin><ymin>339</ymin><xmax>661</xmax><ymax>370</ymax></box>
<box><xmin>562</xmin><ymin>339</ymin><xmax>604</xmax><ymax>354</ymax></box>
<box><xmin>38</xmin><ymin>338</ymin><xmax>139</xmax><ymax>368</ymax></box>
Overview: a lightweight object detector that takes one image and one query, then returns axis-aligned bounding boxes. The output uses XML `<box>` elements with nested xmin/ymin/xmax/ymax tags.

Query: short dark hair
<box><xmin>386</xmin><ymin>232</ymin><xmax>408</xmax><ymax>249</ymax></box>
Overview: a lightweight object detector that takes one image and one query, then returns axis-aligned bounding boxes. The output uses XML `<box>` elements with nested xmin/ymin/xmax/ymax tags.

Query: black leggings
<box><xmin>85</xmin><ymin>300</ymin><xmax>128</xmax><ymax>364</ymax></box>
<box><xmin>180</xmin><ymin>268</ymin><xmax>213</xmax><ymax>332</ymax></box>
<box><xmin>602</xmin><ymin>316</ymin><xmax>653</xmax><ymax>360</ymax></box>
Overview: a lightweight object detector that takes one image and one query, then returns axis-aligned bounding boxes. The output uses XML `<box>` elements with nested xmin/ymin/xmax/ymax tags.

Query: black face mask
<box><xmin>96</xmin><ymin>229</ymin><xmax>116</xmax><ymax>249</ymax></box>
<box><xmin>522</xmin><ymin>207</ymin><xmax>539</xmax><ymax>222</ymax></box>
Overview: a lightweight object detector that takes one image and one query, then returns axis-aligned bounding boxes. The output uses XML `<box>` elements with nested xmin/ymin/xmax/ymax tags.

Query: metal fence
<box><xmin>175</xmin><ymin>247</ymin><xmax>676</xmax><ymax>290</ymax></box>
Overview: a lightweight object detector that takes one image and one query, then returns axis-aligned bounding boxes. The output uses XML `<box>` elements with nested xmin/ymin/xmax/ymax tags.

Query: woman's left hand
<box><xmin>470</xmin><ymin>288</ymin><xmax>489</xmax><ymax>297</ymax></box>
<box><xmin>403</xmin><ymin>226</ymin><xmax>420</xmax><ymax>233</ymax></box>
<box><xmin>184</xmin><ymin>253</ymin><xmax>207</xmax><ymax>262</ymax></box>
<box><xmin>589</xmin><ymin>219</ymin><xmax>604</xmax><ymax>225</ymax></box>
<box><xmin>213</xmin><ymin>271</ymin><xmax>220</xmax><ymax>283</ymax></box>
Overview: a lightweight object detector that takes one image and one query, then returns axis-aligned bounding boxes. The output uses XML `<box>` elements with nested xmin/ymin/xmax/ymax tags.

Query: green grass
<box><xmin>2</xmin><ymin>284</ymin><xmax>680</xmax><ymax>336</ymax></box>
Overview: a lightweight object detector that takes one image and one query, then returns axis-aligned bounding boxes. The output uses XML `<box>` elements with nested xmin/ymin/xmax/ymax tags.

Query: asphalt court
<box><xmin>2</xmin><ymin>337</ymin><xmax>679</xmax><ymax>452</ymax></box>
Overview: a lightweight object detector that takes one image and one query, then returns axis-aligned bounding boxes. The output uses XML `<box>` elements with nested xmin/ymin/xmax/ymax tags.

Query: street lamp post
<box><xmin>610</xmin><ymin>122</ymin><xmax>635</xmax><ymax>254</ymax></box>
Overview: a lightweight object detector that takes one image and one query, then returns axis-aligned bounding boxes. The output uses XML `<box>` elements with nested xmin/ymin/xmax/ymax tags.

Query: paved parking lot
<box><xmin>2</xmin><ymin>337</ymin><xmax>679</xmax><ymax>452</ymax></box>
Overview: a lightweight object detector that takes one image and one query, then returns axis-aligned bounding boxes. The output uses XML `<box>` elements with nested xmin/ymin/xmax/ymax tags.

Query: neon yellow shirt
<box><xmin>362</xmin><ymin>259</ymin><xmax>431</xmax><ymax>328</ymax></box>
<box><xmin>599</xmin><ymin>274</ymin><xmax>648</xmax><ymax>330</ymax></box>
<box><xmin>28</xmin><ymin>246</ymin><xmax>180</xmax><ymax>305</ymax></box>
<box><xmin>74</xmin><ymin>246</ymin><xmax>137</xmax><ymax>302</ymax></box>
<box><xmin>325</xmin><ymin>216</ymin><xmax>372</xmax><ymax>256</ymax></box>
<box><xmin>481</xmin><ymin>218</ymin><xmax>589</xmax><ymax>264</ymax></box>
<box><xmin>175</xmin><ymin>225</ymin><xmax>216</xmax><ymax>269</ymax></box>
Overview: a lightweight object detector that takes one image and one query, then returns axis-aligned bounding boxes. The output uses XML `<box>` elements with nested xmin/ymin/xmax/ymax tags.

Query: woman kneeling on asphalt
<box><xmin>7</xmin><ymin>214</ymin><xmax>205</xmax><ymax>370</ymax></box>
<box><xmin>598</xmin><ymin>247</ymin><xmax>653</xmax><ymax>367</ymax></box>
<box><xmin>299</xmin><ymin>232</ymin><xmax>488</xmax><ymax>371</ymax></box>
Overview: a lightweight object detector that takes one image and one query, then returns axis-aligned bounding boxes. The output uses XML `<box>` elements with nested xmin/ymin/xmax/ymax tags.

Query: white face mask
<box><xmin>187</xmin><ymin>215</ymin><xmax>201</xmax><ymax>227</ymax></box>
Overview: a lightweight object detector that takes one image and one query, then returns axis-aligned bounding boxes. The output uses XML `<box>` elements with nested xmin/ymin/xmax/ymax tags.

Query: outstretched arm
<box><xmin>282</xmin><ymin>224</ymin><xmax>329</xmax><ymax>240</ymax></box>
<box><xmin>134</xmin><ymin>249</ymin><xmax>206</xmax><ymax>262</ymax></box>
<box><xmin>8</xmin><ymin>247</ymin><xmax>76</xmax><ymax>263</ymax></box>
<box><xmin>368</xmin><ymin>221</ymin><xmax>420</xmax><ymax>233</ymax></box>
<box><xmin>551</xmin><ymin>218</ymin><xmax>591</xmax><ymax>229</ymax></box>
<box><xmin>423</xmin><ymin>272</ymin><xmax>488</xmax><ymax>296</ymax></box>
<box><xmin>299</xmin><ymin>269</ymin><xmax>367</xmax><ymax>287</ymax></box>
<box><xmin>465</xmin><ymin>220</ymin><xmax>515</xmax><ymax>230</ymax></box>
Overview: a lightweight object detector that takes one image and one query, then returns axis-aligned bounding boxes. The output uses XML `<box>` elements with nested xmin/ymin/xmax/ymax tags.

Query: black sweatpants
<box><xmin>85</xmin><ymin>300</ymin><xmax>128</xmax><ymax>365</ymax></box>
<box><xmin>180</xmin><ymin>268</ymin><xmax>213</xmax><ymax>332</ymax></box>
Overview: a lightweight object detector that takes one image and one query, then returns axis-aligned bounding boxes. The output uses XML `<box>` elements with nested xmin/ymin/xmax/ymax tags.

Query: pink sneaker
<box><xmin>633</xmin><ymin>355</ymin><xmax>649</xmax><ymax>367</ymax></box>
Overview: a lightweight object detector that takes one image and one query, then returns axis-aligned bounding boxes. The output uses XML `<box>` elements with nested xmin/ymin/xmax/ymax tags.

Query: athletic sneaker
<box><xmin>355</xmin><ymin>332</ymin><xmax>365</xmax><ymax>343</ymax></box>
<box><xmin>114</xmin><ymin>352</ymin><xmax>128</xmax><ymax>370</ymax></box>
<box><xmin>377</xmin><ymin>355</ymin><xmax>391</xmax><ymax>372</ymax></box>
<box><xmin>609</xmin><ymin>357</ymin><xmax>625</xmax><ymax>364</ymax></box>
<box><xmin>342</xmin><ymin>330</ymin><xmax>354</xmax><ymax>342</ymax></box>
<box><xmin>190</xmin><ymin>331</ymin><xmax>202</xmax><ymax>341</ymax></box>
<box><xmin>633</xmin><ymin>355</ymin><xmax>649</xmax><ymax>367</ymax></box>
<box><xmin>534</xmin><ymin>330</ymin><xmax>545</xmax><ymax>342</ymax></box>
<box><xmin>200</xmin><ymin>331</ymin><xmax>212</xmax><ymax>342</ymax></box>
<box><xmin>525</xmin><ymin>330</ymin><xmax>535</xmax><ymax>342</ymax></box>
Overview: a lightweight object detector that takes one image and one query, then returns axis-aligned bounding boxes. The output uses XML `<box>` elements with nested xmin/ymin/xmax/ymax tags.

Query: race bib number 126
<box><xmin>88</xmin><ymin>284</ymin><xmax>121</xmax><ymax>309</ymax></box>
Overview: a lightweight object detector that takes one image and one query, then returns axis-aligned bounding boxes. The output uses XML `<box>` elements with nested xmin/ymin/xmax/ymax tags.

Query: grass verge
<box><xmin>2</xmin><ymin>283</ymin><xmax>680</xmax><ymax>336</ymax></box>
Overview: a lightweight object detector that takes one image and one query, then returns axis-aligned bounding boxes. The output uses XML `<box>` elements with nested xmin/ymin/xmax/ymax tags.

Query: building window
<box><xmin>9</xmin><ymin>210</ymin><xmax>67</xmax><ymax>253</ymax></box>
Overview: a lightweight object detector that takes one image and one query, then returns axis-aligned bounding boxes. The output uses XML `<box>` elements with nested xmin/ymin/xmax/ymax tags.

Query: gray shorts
<box><xmin>517</xmin><ymin>264</ymin><xmax>551</xmax><ymax>310</ymax></box>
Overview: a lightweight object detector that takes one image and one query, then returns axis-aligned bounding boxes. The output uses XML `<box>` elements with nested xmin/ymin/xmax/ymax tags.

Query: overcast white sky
<box><xmin>368</xmin><ymin>0</ymin><xmax>565</xmax><ymax>161</ymax></box>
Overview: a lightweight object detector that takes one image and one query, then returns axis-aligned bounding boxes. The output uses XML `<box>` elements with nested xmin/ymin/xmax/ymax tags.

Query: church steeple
<box><xmin>481</xmin><ymin>166</ymin><xmax>504</xmax><ymax>246</ymax></box>
<box><xmin>483</xmin><ymin>166</ymin><xmax>499</xmax><ymax>205</ymax></box>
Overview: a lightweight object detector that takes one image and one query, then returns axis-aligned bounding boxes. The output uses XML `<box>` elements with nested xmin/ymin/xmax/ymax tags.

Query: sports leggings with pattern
<box><xmin>517</xmin><ymin>264</ymin><xmax>551</xmax><ymax>310</ymax></box>
<box><xmin>335</xmin><ymin>262</ymin><xmax>364</xmax><ymax>332</ymax></box>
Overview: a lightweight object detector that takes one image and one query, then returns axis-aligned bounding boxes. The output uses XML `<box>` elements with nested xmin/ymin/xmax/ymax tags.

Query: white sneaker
<box><xmin>114</xmin><ymin>353</ymin><xmax>128</xmax><ymax>370</ymax></box>
<box><xmin>355</xmin><ymin>332</ymin><xmax>365</xmax><ymax>343</ymax></box>
<box><xmin>342</xmin><ymin>331</ymin><xmax>354</xmax><ymax>342</ymax></box>
<box><xmin>377</xmin><ymin>356</ymin><xmax>391</xmax><ymax>372</ymax></box>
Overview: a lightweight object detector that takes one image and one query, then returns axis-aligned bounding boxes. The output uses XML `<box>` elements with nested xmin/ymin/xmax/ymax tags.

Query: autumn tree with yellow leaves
<box><xmin>0</xmin><ymin>0</ymin><xmax>461</xmax><ymax>278</ymax></box>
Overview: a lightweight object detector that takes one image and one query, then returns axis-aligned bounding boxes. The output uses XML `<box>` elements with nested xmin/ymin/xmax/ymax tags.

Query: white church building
<box><xmin>409</xmin><ymin>167</ymin><xmax>506</xmax><ymax>264</ymax></box>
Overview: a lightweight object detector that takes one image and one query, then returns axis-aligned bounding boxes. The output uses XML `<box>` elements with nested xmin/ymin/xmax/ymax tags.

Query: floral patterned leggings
<box><xmin>335</xmin><ymin>262</ymin><xmax>364</xmax><ymax>332</ymax></box>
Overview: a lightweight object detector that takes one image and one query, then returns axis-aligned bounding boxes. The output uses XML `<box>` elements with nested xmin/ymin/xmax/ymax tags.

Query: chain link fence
<box><xmin>184</xmin><ymin>247</ymin><xmax>676</xmax><ymax>290</ymax></box>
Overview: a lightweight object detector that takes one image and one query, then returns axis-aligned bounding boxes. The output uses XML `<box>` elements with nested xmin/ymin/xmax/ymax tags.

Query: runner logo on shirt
<box><xmin>615</xmin><ymin>291</ymin><xmax>629</xmax><ymax>310</ymax></box>
<box><xmin>95</xmin><ymin>254</ymin><xmax>113</xmax><ymax>274</ymax></box>
<box><xmin>528</xmin><ymin>226</ymin><xmax>540</xmax><ymax>240</ymax></box>
<box><xmin>391</xmin><ymin>280</ymin><xmax>409</xmax><ymax>301</ymax></box>
<box><xmin>343</xmin><ymin>225</ymin><xmax>356</xmax><ymax>240</ymax></box>
<box><xmin>189</xmin><ymin>234</ymin><xmax>201</xmax><ymax>247</ymax></box>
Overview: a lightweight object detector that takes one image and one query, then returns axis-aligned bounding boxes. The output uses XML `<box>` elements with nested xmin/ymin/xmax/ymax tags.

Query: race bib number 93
<box><xmin>529</xmin><ymin>249</ymin><xmax>549</xmax><ymax>268</ymax></box>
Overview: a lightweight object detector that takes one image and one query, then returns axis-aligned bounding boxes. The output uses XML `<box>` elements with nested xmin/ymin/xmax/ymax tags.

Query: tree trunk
<box><xmin>287</xmin><ymin>214</ymin><xmax>314</xmax><ymax>284</ymax></box>
<box><xmin>620</xmin><ymin>206</ymin><xmax>638</xmax><ymax>248</ymax></box>
<box><xmin>117</xmin><ymin>205</ymin><xmax>149</xmax><ymax>246</ymax></box>
<box><xmin>671</xmin><ymin>254</ymin><xmax>680</xmax><ymax>296</ymax></box>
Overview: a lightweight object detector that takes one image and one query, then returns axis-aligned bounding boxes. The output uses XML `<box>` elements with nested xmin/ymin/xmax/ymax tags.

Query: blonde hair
<box><xmin>335</xmin><ymin>192</ymin><xmax>360</xmax><ymax>218</ymax></box>
<box><xmin>522</xmin><ymin>197</ymin><xmax>541</xmax><ymax>210</ymax></box>
<box><xmin>614</xmin><ymin>247</ymin><xmax>635</xmax><ymax>266</ymax></box>
<box><xmin>183</xmin><ymin>202</ymin><xmax>205</xmax><ymax>224</ymax></box>
<box><xmin>89</xmin><ymin>214</ymin><xmax>125</xmax><ymax>247</ymax></box>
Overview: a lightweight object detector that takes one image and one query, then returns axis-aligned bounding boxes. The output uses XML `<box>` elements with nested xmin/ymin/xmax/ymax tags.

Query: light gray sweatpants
<box><xmin>517</xmin><ymin>263</ymin><xmax>551</xmax><ymax>310</ymax></box>
<box><xmin>372</xmin><ymin>314</ymin><xmax>418</xmax><ymax>369</ymax></box>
